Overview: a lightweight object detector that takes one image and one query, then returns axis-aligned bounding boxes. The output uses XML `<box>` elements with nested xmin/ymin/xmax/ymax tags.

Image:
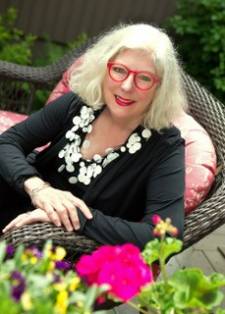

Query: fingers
<box><xmin>30</xmin><ymin>187</ymin><xmax>93</xmax><ymax>232</ymax></box>
<box><xmin>2</xmin><ymin>214</ymin><xmax>27</xmax><ymax>233</ymax></box>
<box><xmin>68</xmin><ymin>194</ymin><xmax>93</xmax><ymax>220</ymax></box>
<box><xmin>43</xmin><ymin>203</ymin><xmax>62</xmax><ymax>227</ymax></box>
<box><xmin>2</xmin><ymin>209</ymin><xmax>50</xmax><ymax>233</ymax></box>
<box><xmin>60</xmin><ymin>199</ymin><xmax>80</xmax><ymax>231</ymax></box>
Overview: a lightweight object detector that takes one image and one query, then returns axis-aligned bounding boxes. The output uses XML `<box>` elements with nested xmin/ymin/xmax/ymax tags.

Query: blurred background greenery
<box><xmin>0</xmin><ymin>6</ymin><xmax>88</xmax><ymax>109</ymax></box>
<box><xmin>166</xmin><ymin>0</ymin><xmax>225</xmax><ymax>104</ymax></box>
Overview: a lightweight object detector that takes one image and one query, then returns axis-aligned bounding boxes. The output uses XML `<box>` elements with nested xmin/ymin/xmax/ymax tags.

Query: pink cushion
<box><xmin>46</xmin><ymin>58</ymin><xmax>82</xmax><ymax>104</ymax></box>
<box><xmin>0</xmin><ymin>110</ymin><xmax>28</xmax><ymax>134</ymax></box>
<box><xmin>0</xmin><ymin>110</ymin><xmax>48</xmax><ymax>151</ymax></box>
<box><xmin>173</xmin><ymin>112</ymin><xmax>216</xmax><ymax>214</ymax></box>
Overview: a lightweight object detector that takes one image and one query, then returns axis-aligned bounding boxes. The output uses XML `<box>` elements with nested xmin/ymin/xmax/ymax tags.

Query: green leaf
<box><xmin>142</xmin><ymin>238</ymin><xmax>161</xmax><ymax>264</ymax></box>
<box><xmin>142</xmin><ymin>237</ymin><xmax>182</xmax><ymax>265</ymax></box>
<box><xmin>160</xmin><ymin>238</ymin><xmax>182</xmax><ymax>262</ymax></box>
<box><xmin>0</xmin><ymin>241</ymin><xmax>7</xmax><ymax>265</ymax></box>
<box><xmin>216</xmin><ymin>308</ymin><xmax>225</xmax><ymax>314</ymax></box>
<box><xmin>170</xmin><ymin>268</ymin><xmax>225</xmax><ymax>309</ymax></box>
<box><xmin>164</xmin><ymin>0</ymin><xmax>225</xmax><ymax>103</ymax></box>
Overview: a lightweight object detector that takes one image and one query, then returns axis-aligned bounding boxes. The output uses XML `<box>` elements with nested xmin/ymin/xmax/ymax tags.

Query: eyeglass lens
<box><xmin>109</xmin><ymin>63</ymin><xmax>155</xmax><ymax>90</ymax></box>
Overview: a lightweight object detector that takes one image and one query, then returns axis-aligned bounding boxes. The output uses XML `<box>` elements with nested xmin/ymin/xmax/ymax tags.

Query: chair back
<box><xmin>183</xmin><ymin>73</ymin><xmax>225</xmax><ymax>248</ymax></box>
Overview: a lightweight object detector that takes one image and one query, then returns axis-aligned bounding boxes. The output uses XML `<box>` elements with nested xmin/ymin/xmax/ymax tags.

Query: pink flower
<box><xmin>75</xmin><ymin>243</ymin><xmax>153</xmax><ymax>301</ymax></box>
<box><xmin>152</xmin><ymin>215</ymin><xmax>179</xmax><ymax>238</ymax></box>
<box><xmin>152</xmin><ymin>214</ymin><xmax>162</xmax><ymax>225</ymax></box>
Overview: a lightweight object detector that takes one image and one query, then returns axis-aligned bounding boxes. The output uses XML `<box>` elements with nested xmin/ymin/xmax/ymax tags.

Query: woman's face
<box><xmin>102</xmin><ymin>49</ymin><xmax>159</xmax><ymax>125</ymax></box>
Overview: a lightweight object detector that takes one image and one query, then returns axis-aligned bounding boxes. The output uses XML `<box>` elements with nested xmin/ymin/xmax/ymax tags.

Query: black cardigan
<box><xmin>0</xmin><ymin>92</ymin><xmax>185</xmax><ymax>249</ymax></box>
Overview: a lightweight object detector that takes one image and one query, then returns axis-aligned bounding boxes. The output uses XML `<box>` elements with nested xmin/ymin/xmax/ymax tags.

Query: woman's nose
<box><xmin>121</xmin><ymin>74</ymin><xmax>134</xmax><ymax>91</ymax></box>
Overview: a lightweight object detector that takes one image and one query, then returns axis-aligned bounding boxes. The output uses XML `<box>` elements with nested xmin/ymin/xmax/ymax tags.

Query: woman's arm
<box><xmin>75</xmin><ymin>142</ymin><xmax>185</xmax><ymax>249</ymax></box>
<box><xmin>3</xmin><ymin>143</ymin><xmax>184</xmax><ymax>247</ymax></box>
<box><xmin>0</xmin><ymin>92</ymin><xmax>76</xmax><ymax>193</ymax></box>
<box><xmin>3</xmin><ymin>140</ymin><xmax>184</xmax><ymax>248</ymax></box>
<box><xmin>0</xmin><ymin>92</ymin><xmax>93</xmax><ymax>231</ymax></box>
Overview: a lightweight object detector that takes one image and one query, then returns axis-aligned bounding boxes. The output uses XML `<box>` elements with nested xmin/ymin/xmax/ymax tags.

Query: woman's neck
<box><xmin>102</xmin><ymin>107</ymin><xmax>143</xmax><ymax>133</ymax></box>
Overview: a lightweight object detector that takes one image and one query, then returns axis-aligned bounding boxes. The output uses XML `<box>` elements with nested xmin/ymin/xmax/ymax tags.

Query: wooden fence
<box><xmin>0</xmin><ymin>0</ymin><xmax>176</xmax><ymax>43</ymax></box>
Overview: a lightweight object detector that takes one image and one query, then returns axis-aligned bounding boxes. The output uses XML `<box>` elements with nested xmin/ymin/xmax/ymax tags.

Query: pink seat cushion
<box><xmin>173</xmin><ymin>112</ymin><xmax>216</xmax><ymax>214</ymax></box>
<box><xmin>46</xmin><ymin>58</ymin><xmax>82</xmax><ymax>104</ymax></box>
<box><xmin>0</xmin><ymin>110</ymin><xmax>48</xmax><ymax>151</ymax></box>
<box><xmin>0</xmin><ymin>110</ymin><xmax>28</xmax><ymax>134</ymax></box>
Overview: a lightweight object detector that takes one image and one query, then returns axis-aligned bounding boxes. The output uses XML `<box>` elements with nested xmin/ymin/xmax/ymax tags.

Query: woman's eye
<box><xmin>139</xmin><ymin>74</ymin><xmax>152</xmax><ymax>82</ymax></box>
<box><xmin>113</xmin><ymin>66</ymin><xmax>126</xmax><ymax>74</ymax></box>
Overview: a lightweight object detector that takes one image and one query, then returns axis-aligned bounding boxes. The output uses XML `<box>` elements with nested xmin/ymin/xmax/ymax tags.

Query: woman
<box><xmin>0</xmin><ymin>24</ymin><xmax>187</xmax><ymax>249</ymax></box>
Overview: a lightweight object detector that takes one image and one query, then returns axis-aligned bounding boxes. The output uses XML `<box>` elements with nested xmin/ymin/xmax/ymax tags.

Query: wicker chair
<box><xmin>0</xmin><ymin>47</ymin><xmax>225</xmax><ymax>258</ymax></box>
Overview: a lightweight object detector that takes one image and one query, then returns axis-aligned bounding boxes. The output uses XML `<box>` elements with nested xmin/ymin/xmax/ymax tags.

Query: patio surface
<box><xmin>95</xmin><ymin>223</ymin><xmax>225</xmax><ymax>313</ymax></box>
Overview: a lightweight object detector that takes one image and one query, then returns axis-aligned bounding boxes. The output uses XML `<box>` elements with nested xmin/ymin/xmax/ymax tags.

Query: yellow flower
<box><xmin>52</xmin><ymin>247</ymin><xmax>66</xmax><ymax>261</ymax></box>
<box><xmin>21</xmin><ymin>254</ymin><xmax>28</xmax><ymax>262</ymax></box>
<box><xmin>69</xmin><ymin>277</ymin><xmax>80</xmax><ymax>292</ymax></box>
<box><xmin>48</xmin><ymin>261</ymin><xmax>55</xmax><ymax>271</ymax></box>
<box><xmin>30</xmin><ymin>256</ymin><xmax>38</xmax><ymax>265</ymax></box>
<box><xmin>21</xmin><ymin>292</ymin><xmax>33</xmax><ymax>311</ymax></box>
<box><xmin>55</xmin><ymin>290</ymin><xmax>68</xmax><ymax>314</ymax></box>
<box><xmin>53</xmin><ymin>282</ymin><xmax>67</xmax><ymax>291</ymax></box>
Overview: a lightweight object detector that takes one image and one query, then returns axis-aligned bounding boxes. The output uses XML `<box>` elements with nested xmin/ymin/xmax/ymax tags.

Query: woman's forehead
<box><xmin>112</xmin><ymin>49</ymin><xmax>156</xmax><ymax>72</ymax></box>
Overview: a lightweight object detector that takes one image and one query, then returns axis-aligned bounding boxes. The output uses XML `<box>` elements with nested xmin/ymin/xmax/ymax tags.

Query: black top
<box><xmin>0</xmin><ymin>92</ymin><xmax>185</xmax><ymax>249</ymax></box>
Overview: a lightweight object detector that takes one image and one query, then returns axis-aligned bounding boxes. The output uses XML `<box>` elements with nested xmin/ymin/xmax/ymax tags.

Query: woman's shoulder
<box><xmin>53</xmin><ymin>92</ymin><xmax>87</xmax><ymax>115</ymax></box>
<box><xmin>152</xmin><ymin>125</ymin><xmax>184</xmax><ymax>147</ymax></box>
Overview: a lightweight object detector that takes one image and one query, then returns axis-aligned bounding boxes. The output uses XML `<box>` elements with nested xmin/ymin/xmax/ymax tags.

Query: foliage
<box><xmin>0</xmin><ymin>6</ymin><xmax>88</xmax><ymax>111</ymax></box>
<box><xmin>165</xmin><ymin>0</ymin><xmax>225</xmax><ymax>103</ymax></box>
<box><xmin>138</xmin><ymin>216</ymin><xmax>225</xmax><ymax>313</ymax></box>
<box><xmin>32</xmin><ymin>33</ymin><xmax>88</xmax><ymax>110</ymax></box>
<box><xmin>33</xmin><ymin>33</ymin><xmax>88</xmax><ymax>67</ymax></box>
<box><xmin>0</xmin><ymin>241</ymin><xmax>107</xmax><ymax>314</ymax></box>
<box><xmin>76</xmin><ymin>216</ymin><xmax>225</xmax><ymax>314</ymax></box>
<box><xmin>0</xmin><ymin>7</ymin><xmax>36</xmax><ymax>64</ymax></box>
<box><xmin>1</xmin><ymin>217</ymin><xmax>225</xmax><ymax>313</ymax></box>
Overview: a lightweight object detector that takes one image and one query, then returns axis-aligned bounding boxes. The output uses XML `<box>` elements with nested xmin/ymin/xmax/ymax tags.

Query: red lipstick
<box><xmin>115</xmin><ymin>95</ymin><xmax>135</xmax><ymax>107</ymax></box>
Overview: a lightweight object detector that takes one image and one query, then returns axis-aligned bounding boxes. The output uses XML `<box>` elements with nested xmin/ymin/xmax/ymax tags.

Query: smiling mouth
<box><xmin>115</xmin><ymin>95</ymin><xmax>135</xmax><ymax>107</ymax></box>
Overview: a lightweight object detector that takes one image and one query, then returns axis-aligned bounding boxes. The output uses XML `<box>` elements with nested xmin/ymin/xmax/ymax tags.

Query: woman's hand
<box><xmin>30</xmin><ymin>186</ymin><xmax>93</xmax><ymax>231</ymax></box>
<box><xmin>2</xmin><ymin>208</ymin><xmax>50</xmax><ymax>233</ymax></box>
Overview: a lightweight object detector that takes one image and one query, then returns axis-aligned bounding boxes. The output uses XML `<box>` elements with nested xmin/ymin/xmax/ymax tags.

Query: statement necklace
<box><xmin>57</xmin><ymin>106</ymin><xmax>152</xmax><ymax>186</ymax></box>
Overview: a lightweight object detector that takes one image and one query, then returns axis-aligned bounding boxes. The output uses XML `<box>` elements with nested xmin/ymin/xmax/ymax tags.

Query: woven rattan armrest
<box><xmin>0</xmin><ymin>47</ymin><xmax>84</xmax><ymax>88</ymax></box>
<box><xmin>0</xmin><ymin>43</ymin><xmax>89</xmax><ymax>113</ymax></box>
<box><xmin>1</xmin><ymin>222</ymin><xmax>99</xmax><ymax>260</ymax></box>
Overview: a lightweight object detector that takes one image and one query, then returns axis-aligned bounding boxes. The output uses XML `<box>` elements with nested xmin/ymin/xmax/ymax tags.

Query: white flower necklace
<box><xmin>57</xmin><ymin>105</ymin><xmax>152</xmax><ymax>186</ymax></box>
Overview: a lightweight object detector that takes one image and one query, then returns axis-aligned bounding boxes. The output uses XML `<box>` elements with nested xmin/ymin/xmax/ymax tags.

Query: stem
<box><xmin>159</xmin><ymin>235</ymin><xmax>168</xmax><ymax>284</ymax></box>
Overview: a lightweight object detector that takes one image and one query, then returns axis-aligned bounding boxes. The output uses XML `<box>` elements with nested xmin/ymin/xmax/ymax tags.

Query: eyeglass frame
<box><xmin>107</xmin><ymin>62</ymin><xmax>161</xmax><ymax>91</ymax></box>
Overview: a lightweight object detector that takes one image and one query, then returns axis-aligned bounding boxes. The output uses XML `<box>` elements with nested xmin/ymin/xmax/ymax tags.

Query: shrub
<box><xmin>0</xmin><ymin>7</ymin><xmax>36</xmax><ymax>64</ymax></box>
<box><xmin>165</xmin><ymin>0</ymin><xmax>225</xmax><ymax>103</ymax></box>
<box><xmin>0</xmin><ymin>6</ymin><xmax>88</xmax><ymax>111</ymax></box>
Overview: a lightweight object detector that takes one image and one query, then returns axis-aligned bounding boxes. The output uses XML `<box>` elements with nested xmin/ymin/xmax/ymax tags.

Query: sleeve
<box><xmin>77</xmin><ymin>142</ymin><xmax>185</xmax><ymax>250</ymax></box>
<box><xmin>0</xmin><ymin>92</ymin><xmax>76</xmax><ymax>193</ymax></box>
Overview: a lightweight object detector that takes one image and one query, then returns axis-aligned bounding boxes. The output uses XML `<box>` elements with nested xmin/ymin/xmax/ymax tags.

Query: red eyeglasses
<box><xmin>107</xmin><ymin>62</ymin><xmax>160</xmax><ymax>91</ymax></box>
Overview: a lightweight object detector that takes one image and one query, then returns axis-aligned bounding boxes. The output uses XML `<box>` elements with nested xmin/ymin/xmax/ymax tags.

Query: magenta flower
<box><xmin>76</xmin><ymin>243</ymin><xmax>153</xmax><ymax>301</ymax></box>
<box><xmin>152</xmin><ymin>214</ymin><xmax>162</xmax><ymax>225</ymax></box>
